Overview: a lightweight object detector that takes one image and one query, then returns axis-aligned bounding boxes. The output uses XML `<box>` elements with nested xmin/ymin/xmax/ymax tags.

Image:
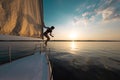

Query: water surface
<box><xmin>47</xmin><ymin>42</ymin><xmax>120</xmax><ymax>80</ymax></box>
<box><xmin>0</xmin><ymin>41</ymin><xmax>120</xmax><ymax>80</ymax></box>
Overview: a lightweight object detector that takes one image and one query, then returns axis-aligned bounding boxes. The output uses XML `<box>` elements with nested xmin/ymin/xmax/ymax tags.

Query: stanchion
<box><xmin>8</xmin><ymin>45</ymin><xmax>12</xmax><ymax>63</ymax></box>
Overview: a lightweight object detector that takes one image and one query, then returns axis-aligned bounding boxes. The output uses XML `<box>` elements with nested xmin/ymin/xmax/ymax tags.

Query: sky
<box><xmin>43</xmin><ymin>0</ymin><xmax>120</xmax><ymax>40</ymax></box>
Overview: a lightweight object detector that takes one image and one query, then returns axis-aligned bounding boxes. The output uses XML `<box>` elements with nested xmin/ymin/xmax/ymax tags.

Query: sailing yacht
<box><xmin>0</xmin><ymin>0</ymin><xmax>53</xmax><ymax>80</ymax></box>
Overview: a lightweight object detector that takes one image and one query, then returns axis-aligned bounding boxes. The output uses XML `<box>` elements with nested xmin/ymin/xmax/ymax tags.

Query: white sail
<box><xmin>0</xmin><ymin>0</ymin><xmax>43</xmax><ymax>38</ymax></box>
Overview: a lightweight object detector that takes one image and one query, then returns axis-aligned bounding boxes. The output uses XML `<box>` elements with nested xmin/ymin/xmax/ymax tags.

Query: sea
<box><xmin>0</xmin><ymin>41</ymin><xmax>120</xmax><ymax>80</ymax></box>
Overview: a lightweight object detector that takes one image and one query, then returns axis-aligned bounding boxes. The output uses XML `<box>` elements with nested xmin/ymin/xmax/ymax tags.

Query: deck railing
<box><xmin>0</xmin><ymin>43</ymin><xmax>42</xmax><ymax>64</ymax></box>
<box><xmin>0</xmin><ymin>42</ymin><xmax>53</xmax><ymax>80</ymax></box>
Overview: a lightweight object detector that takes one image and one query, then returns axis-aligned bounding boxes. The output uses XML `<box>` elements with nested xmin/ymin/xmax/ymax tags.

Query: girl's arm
<box><xmin>50</xmin><ymin>32</ymin><xmax>54</xmax><ymax>37</ymax></box>
<box><xmin>44</xmin><ymin>25</ymin><xmax>49</xmax><ymax>28</ymax></box>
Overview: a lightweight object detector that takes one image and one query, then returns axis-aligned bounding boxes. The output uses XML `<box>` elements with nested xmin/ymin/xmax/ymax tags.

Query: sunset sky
<box><xmin>43</xmin><ymin>0</ymin><xmax>120</xmax><ymax>40</ymax></box>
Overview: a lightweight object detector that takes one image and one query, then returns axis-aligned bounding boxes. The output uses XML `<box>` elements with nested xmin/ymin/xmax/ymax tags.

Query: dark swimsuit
<box><xmin>43</xmin><ymin>28</ymin><xmax>52</xmax><ymax>36</ymax></box>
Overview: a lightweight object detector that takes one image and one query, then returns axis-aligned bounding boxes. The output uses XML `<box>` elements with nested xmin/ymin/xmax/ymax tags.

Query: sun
<box><xmin>69</xmin><ymin>32</ymin><xmax>77</xmax><ymax>40</ymax></box>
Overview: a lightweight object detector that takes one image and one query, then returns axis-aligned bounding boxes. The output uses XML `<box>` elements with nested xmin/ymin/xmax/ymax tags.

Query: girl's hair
<box><xmin>51</xmin><ymin>26</ymin><xmax>55</xmax><ymax>29</ymax></box>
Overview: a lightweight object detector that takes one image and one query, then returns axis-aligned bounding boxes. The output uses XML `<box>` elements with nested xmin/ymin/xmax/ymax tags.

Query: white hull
<box><xmin>0</xmin><ymin>52</ymin><xmax>52</xmax><ymax>80</ymax></box>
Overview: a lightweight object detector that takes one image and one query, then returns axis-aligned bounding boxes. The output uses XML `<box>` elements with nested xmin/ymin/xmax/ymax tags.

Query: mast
<box><xmin>38</xmin><ymin>0</ymin><xmax>44</xmax><ymax>39</ymax></box>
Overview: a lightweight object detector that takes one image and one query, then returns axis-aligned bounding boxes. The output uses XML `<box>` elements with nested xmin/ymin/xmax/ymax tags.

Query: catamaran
<box><xmin>0</xmin><ymin>0</ymin><xmax>53</xmax><ymax>80</ymax></box>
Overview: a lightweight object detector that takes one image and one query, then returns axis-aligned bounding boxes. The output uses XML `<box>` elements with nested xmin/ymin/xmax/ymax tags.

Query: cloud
<box><xmin>82</xmin><ymin>12</ymin><xmax>89</xmax><ymax>17</ymax></box>
<box><xmin>101</xmin><ymin>7</ymin><xmax>120</xmax><ymax>21</ymax></box>
<box><xmin>73</xmin><ymin>16</ymin><xmax>93</xmax><ymax>27</ymax></box>
<box><xmin>87</xmin><ymin>5</ymin><xmax>95</xmax><ymax>9</ymax></box>
<box><xmin>96</xmin><ymin>0</ymin><xmax>120</xmax><ymax>21</ymax></box>
<box><xmin>74</xmin><ymin>0</ymin><xmax>120</xmax><ymax>27</ymax></box>
<box><xmin>75</xmin><ymin>3</ymin><xmax>86</xmax><ymax>12</ymax></box>
<box><xmin>89</xmin><ymin>16</ymin><xmax>95</xmax><ymax>22</ymax></box>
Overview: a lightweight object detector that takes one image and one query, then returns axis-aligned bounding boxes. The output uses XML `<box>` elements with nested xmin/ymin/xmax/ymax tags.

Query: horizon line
<box><xmin>0</xmin><ymin>40</ymin><xmax>120</xmax><ymax>42</ymax></box>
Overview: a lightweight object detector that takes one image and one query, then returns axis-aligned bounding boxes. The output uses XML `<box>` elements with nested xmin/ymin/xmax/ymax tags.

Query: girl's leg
<box><xmin>44</xmin><ymin>34</ymin><xmax>50</xmax><ymax>46</ymax></box>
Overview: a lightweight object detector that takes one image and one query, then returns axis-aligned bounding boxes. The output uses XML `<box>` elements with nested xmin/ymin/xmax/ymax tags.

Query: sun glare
<box><xmin>71</xmin><ymin>41</ymin><xmax>76</xmax><ymax>50</ymax></box>
<box><xmin>69</xmin><ymin>32</ymin><xmax>77</xmax><ymax>40</ymax></box>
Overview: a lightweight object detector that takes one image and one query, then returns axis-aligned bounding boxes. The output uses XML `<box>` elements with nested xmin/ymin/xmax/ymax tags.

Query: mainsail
<box><xmin>0</xmin><ymin>0</ymin><xmax>44</xmax><ymax>38</ymax></box>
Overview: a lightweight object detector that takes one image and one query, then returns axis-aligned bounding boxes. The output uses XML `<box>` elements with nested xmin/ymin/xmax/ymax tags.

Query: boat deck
<box><xmin>0</xmin><ymin>52</ymin><xmax>50</xmax><ymax>80</ymax></box>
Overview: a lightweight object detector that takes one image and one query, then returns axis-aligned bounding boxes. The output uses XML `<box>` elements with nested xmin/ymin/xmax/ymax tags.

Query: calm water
<box><xmin>0</xmin><ymin>42</ymin><xmax>120</xmax><ymax>80</ymax></box>
<box><xmin>47</xmin><ymin>42</ymin><xmax>120</xmax><ymax>80</ymax></box>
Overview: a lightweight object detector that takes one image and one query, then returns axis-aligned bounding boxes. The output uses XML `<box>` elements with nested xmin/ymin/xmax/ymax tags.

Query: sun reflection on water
<box><xmin>70</xmin><ymin>41</ymin><xmax>76</xmax><ymax>51</ymax></box>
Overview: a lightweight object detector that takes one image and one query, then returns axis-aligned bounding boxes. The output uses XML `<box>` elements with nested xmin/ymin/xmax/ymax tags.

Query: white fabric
<box><xmin>0</xmin><ymin>0</ymin><xmax>43</xmax><ymax>38</ymax></box>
